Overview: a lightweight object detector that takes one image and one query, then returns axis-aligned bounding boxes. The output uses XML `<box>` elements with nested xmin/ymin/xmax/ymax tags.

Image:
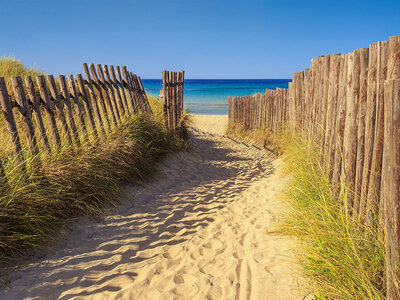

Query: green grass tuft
<box><xmin>226</xmin><ymin>122</ymin><xmax>386</xmax><ymax>299</ymax></box>
<box><xmin>0</xmin><ymin>75</ymin><xmax>188</xmax><ymax>261</ymax></box>
<box><xmin>280</xmin><ymin>135</ymin><xmax>385</xmax><ymax>299</ymax></box>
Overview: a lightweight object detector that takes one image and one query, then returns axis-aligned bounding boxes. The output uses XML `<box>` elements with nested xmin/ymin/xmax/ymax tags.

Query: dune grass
<box><xmin>0</xmin><ymin>57</ymin><xmax>44</xmax><ymax>92</ymax></box>
<box><xmin>0</xmin><ymin>58</ymin><xmax>44</xmax><ymax>158</ymax></box>
<box><xmin>281</xmin><ymin>135</ymin><xmax>385</xmax><ymax>299</ymax></box>
<box><xmin>0</xmin><ymin>98</ymin><xmax>187</xmax><ymax>260</ymax></box>
<box><xmin>0</xmin><ymin>58</ymin><xmax>188</xmax><ymax>260</ymax></box>
<box><xmin>226</xmin><ymin>122</ymin><xmax>288</xmax><ymax>155</ymax></box>
<box><xmin>227</xmin><ymin>123</ymin><xmax>386</xmax><ymax>299</ymax></box>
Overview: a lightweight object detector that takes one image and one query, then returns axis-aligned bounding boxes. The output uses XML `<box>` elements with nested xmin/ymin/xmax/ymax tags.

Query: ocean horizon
<box><xmin>142</xmin><ymin>79</ymin><xmax>291</xmax><ymax>115</ymax></box>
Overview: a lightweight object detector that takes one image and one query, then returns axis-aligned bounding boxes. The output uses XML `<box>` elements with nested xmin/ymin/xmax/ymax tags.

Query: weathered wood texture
<box><xmin>162</xmin><ymin>70</ymin><xmax>185</xmax><ymax>131</ymax></box>
<box><xmin>228</xmin><ymin>36</ymin><xmax>400</xmax><ymax>297</ymax></box>
<box><xmin>0</xmin><ymin>62</ymin><xmax>150</xmax><ymax>177</ymax></box>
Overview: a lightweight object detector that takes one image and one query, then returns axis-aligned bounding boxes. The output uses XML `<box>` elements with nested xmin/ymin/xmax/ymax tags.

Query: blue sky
<box><xmin>0</xmin><ymin>0</ymin><xmax>399</xmax><ymax>79</ymax></box>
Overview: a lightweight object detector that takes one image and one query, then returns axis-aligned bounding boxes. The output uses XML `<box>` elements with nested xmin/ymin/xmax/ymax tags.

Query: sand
<box><xmin>0</xmin><ymin>115</ymin><xmax>306</xmax><ymax>299</ymax></box>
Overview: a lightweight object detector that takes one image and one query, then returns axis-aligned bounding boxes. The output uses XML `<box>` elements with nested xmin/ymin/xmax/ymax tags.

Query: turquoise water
<box><xmin>142</xmin><ymin>79</ymin><xmax>291</xmax><ymax>115</ymax></box>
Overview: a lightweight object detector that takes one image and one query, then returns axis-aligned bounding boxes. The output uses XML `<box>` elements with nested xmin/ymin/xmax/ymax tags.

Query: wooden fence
<box><xmin>0</xmin><ymin>63</ymin><xmax>151</xmax><ymax>177</ymax></box>
<box><xmin>228</xmin><ymin>36</ymin><xmax>400</xmax><ymax>298</ymax></box>
<box><xmin>162</xmin><ymin>70</ymin><xmax>184</xmax><ymax>131</ymax></box>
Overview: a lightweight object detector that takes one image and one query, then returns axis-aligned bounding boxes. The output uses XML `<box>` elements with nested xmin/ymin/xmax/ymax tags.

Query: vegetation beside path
<box><xmin>0</xmin><ymin>58</ymin><xmax>188</xmax><ymax>261</ymax></box>
<box><xmin>228</xmin><ymin>125</ymin><xmax>386</xmax><ymax>299</ymax></box>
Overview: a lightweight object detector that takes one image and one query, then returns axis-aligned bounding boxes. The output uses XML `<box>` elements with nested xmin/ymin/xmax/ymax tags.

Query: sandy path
<box><xmin>0</xmin><ymin>115</ymin><xmax>302</xmax><ymax>299</ymax></box>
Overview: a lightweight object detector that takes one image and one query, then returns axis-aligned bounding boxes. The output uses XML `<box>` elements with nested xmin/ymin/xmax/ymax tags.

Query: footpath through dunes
<box><xmin>0</xmin><ymin>115</ymin><xmax>303</xmax><ymax>300</ymax></box>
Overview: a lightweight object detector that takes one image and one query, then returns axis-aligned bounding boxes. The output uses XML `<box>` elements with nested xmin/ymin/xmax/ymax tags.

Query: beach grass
<box><xmin>227</xmin><ymin>124</ymin><xmax>386</xmax><ymax>299</ymax></box>
<box><xmin>0</xmin><ymin>58</ymin><xmax>188</xmax><ymax>260</ymax></box>
<box><xmin>281</xmin><ymin>135</ymin><xmax>385</xmax><ymax>299</ymax></box>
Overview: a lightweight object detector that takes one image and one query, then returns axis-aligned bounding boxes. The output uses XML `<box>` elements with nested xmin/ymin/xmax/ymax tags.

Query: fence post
<box><xmin>88</xmin><ymin>63</ymin><xmax>115</xmax><ymax>127</ymax></box>
<box><xmin>76</xmin><ymin>73</ymin><xmax>103</xmax><ymax>136</ymax></box>
<box><xmin>366</xmin><ymin>40</ymin><xmax>389</xmax><ymax>227</ymax></box>
<box><xmin>25</xmin><ymin>76</ymin><xmax>50</xmax><ymax>151</ymax></box>
<box><xmin>97</xmin><ymin>64</ymin><xmax>120</xmax><ymax>122</ymax></box>
<box><xmin>58</xmin><ymin>75</ymin><xmax>80</xmax><ymax>146</ymax></box>
<box><xmin>82</xmin><ymin>63</ymin><xmax>110</xmax><ymax>131</ymax></box>
<box><xmin>11</xmin><ymin>76</ymin><xmax>39</xmax><ymax>156</ymax></box>
<box><xmin>36</xmin><ymin>75</ymin><xmax>61</xmax><ymax>146</ymax></box>
<box><xmin>331</xmin><ymin>54</ymin><xmax>348</xmax><ymax>188</ymax></box>
<box><xmin>342</xmin><ymin>52</ymin><xmax>358</xmax><ymax>211</ymax></box>
<box><xmin>382</xmin><ymin>79</ymin><xmax>400</xmax><ymax>300</ymax></box>
<box><xmin>353</xmin><ymin>48</ymin><xmax>369</xmax><ymax>214</ymax></box>
<box><xmin>0</xmin><ymin>78</ymin><xmax>25</xmax><ymax>170</ymax></box>
<box><xmin>121</xmin><ymin>66</ymin><xmax>137</xmax><ymax>113</ymax></box>
<box><xmin>115</xmin><ymin>66</ymin><xmax>131</xmax><ymax>114</ymax></box>
<box><xmin>359</xmin><ymin>42</ymin><xmax>379</xmax><ymax>222</ymax></box>
<box><xmin>66</xmin><ymin>74</ymin><xmax>89</xmax><ymax>140</ymax></box>
<box><xmin>106</xmin><ymin>65</ymin><xmax>126</xmax><ymax>117</ymax></box>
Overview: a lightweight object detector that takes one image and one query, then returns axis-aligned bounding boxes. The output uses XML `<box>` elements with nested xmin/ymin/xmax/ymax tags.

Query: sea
<box><xmin>141</xmin><ymin>79</ymin><xmax>291</xmax><ymax>115</ymax></box>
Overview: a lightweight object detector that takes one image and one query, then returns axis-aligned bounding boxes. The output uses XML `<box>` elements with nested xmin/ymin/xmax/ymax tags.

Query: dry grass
<box><xmin>0</xmin><ymin>58</ymin><xmax>188</xmax><ymax>260</ymax></box>
<box><xmin>227</xmin><ymin>122</ymin><xmax>386</xmax><ymax>299</ymax></box>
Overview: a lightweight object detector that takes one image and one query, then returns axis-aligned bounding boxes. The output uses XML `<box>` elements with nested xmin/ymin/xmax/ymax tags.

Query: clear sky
<box><xmin>0</xmin><ymin>0</ymin><xmax>399</xmax><ymax>79</ymax></box>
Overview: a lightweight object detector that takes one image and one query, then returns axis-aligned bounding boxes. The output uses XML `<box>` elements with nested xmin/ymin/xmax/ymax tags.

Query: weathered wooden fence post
<box><xmin>11</xmin><ymin>76</ymin><xmax>39</xmax><ymax>156</ymax></box>
<box><xmin>353</xmin><ymin>48</ymin><xmax>369</xmax><ymax>214</ymax></box>
<box><xmin>365</xmin><ymin>40</ymin><xmax>389</xmax><ymax>227</ymax></box>
<box><xmin>0</xmin><ymin>77</ymin><xmax>25</xmax><ymax>169</ymax></box>
<box><xmin>162</xmin><ymin>70</ymin><xmax>185</xmax><ymax>131</ymax></box>
<box><xmin>66</xmin><ymin>74</ymin><xmax>90</xmax><ymax>140</ymax></box>
<box><xmin>58</xmin><ymin>75</ymin><xmax>80</xmax><ymax>146</ymax></box>
<box><xmin>36</xmin><ymin>75</ymin><xmax>62</xmax><ymax>146</ymax></box>
<box><xmin>382</xmin><ymin>78</ymin><xmax>400</xmax><ymax>300</ymax></box>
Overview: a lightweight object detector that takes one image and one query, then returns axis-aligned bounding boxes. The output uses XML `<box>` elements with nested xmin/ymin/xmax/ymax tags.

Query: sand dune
<box><xmin>0</xmin><ymin>115</ymin><xmax>305</xmax><ymax>299</ymax></box>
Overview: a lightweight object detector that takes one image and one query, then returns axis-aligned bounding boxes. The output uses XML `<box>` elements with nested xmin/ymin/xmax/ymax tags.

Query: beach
<box><xmin>0</xmin><ymin>115</ymin><xmax>304</xmax><ymax>299</ymax></box>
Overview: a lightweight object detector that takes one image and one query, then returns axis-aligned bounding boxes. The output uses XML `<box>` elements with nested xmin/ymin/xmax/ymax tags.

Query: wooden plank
<box><xmin>24</xmin><ymin>76</ymin><xmax>50</xmax><ymax>150</ymax></box>
<box><xmin>332</xmin><ymin>54</ymin><xmax>348</xmax><ymax>187</ymax></box>
<box><xmin>381</xmin><ymin>79</ymin><xmax>400</xmax><ymax>300</ymax></box>
<box><xmin>96</xmin><ymin>64</ymin><xmax>120</xmax><ymax>122</ymax></box>
<box><xmin>310</xmin><ymin>59</ymin><xmax>318</xmax><ymax>139</ymax></box>
<box><xmin>135</xmin><ymin>74</ymin><xmax>148</xmax><ymax>111</ymax></box>
<box><xmin>11</xmin><ymin>77</ymin><xmax>39</xmax><ymax>156</ymax></box>
<box><xmin>162</xmin><ymin>71</ymin><xmax>168</xmax><ymax>127</ymax></box>
<box><xmin>82</xmin><ymin>63</ymin><xmax>110</xmax><ymax>131</ymax></box>
<box><xmin>359</xmin><ymin>42</ymin><xmax>379</xmax><ymax>221</ymax></box>
<box><xmin>115</xmin><ymin>66</ymin><xmax>131</xmax><ymax>114</ymax></box>
<box><xmin>325</xmin><ymin>55</ymin><xmax>341</xmax><ymax>176</ymax></box>
<box><xmin>387</xmin><ymin>36</ymin><xmax>400</xmax><ymax>80</ymax></box>
<box><xmin>366</xmin><ymin>40</ymin><xmax>389</xmax><ymax>226</ymax></box>
<box><xmin>121</xmin><ymin>66</ymin><xmax>137</xmax><ymax>112</ymax></box>
<box><xmin>89</xmin><ymin>63</ymin><xmax>116</xmax><ymax>126</ymax></box>
<box><xmin>47</xmin><ymin>75</ymin><xmax>73</xmax><ymax>144</ymax></box>
<box><xmin>173</xmin><ymin>72</ymin><xmax>178</xmax><ymax>130</ymax></box>
<box><xmin>0</xmin><ymin>77</ymin><xmax>25</xmax><ymax>168</ymax></box>
<box><xmin>167</xmin><ymin>71</ymin><xmax>173</xmax><ymax>129</ymax></box>
<box><xmin>130</xmin><ymin>73</ymin><xmax>143</xmax><ymax>112</ymax></box>
<box><xmin>58</xmin><ymin>75</ymin><xmax>80</xmax><ymax>145</ymax></box>
<box><xmin>108</xmin><ymin>65</ymin><xmax>126</xmax><ymax>117</ymax></box>
<box><xmin>342</xmin><ymin>52</ymin><xmax>358</xmax><ymax>210</ymax></box>
<box><xmin>353</xmin><ymin>48</ymin><xmax>369</xmax><ymax>214</ymax></box>
<box><xmin>179</xmin><ymin>71</ymin><xmax>184</xmax><ymax>121</ymax></box>
<box><xmin>163</xmin><ymin>71</ymin><xmax>170</xmax><ymax>128</ymax></box>
<box><xmin>167</xmin><ymin>72</ymin><xmax>173</xmax><ymax>129</ymax></box>
<box><xmin>102</xmin><ymin>65</ymin><xmax>121</xmax><ymax>120</ymax></box>
<box><xmin>137</xmin><ymin>75</ymin><xmax>152</xmax><ymax>113</ymax></box>
<box><xmin>379</xmin><ymin>36</ymin><xmax>400</xmax><ymax>234</ymax></box>
<box><xmin>36</xmin><ymin>75</ymin><xmax>61</xmax><ymax>146</ymax></box>
<box><xmin>320</xmin><ymin>55</ymin><xmax>331</xmax><ymax>154</ymax></box>
<box><xmin>75</xmin><ymin>74</ymin><xmax>101</xmax><ymax>136</ymax></box>
<box><xmin>67</xmin><ymin>74</ymin><xmax>89</xmax><ymax>140</ymax></box>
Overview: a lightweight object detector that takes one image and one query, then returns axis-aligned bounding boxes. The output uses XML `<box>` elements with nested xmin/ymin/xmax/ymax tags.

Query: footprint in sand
<box><xmin>0</xmin><ymin>117</ymin><xmax>302</xmax><ymax>300</ymax></box>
